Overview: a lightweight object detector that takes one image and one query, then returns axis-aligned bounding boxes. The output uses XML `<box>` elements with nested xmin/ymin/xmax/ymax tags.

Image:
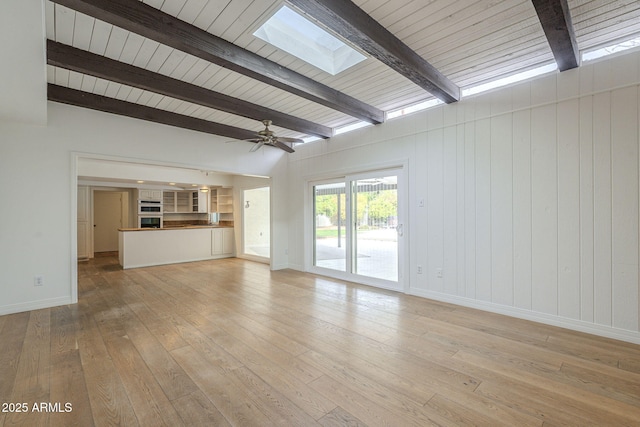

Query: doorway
<box><xmin>311</xmin><ymin>168</ymin><xmax>404</xmax><ymax>291</ymax></box>
<box><xmin>242</xmin><ymin>186</ymin><xmax>271</xmax><ymax>260</ymax></box>
<box><xmin>93</xmin><ymin>191</ymin><xmax>127</xmax><ymax>253</ymax></box>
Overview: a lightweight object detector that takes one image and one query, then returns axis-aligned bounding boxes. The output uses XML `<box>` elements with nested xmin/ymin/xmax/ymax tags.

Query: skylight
<box><xmin>254</xmin><ymin>6</ymin><xmax>366</xmax><ymax>75</ymax></box>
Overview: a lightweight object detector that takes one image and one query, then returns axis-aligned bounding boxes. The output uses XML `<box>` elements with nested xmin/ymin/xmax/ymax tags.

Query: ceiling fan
<box><xmin>244</xmin><ymin>120</ymin><xmax>303</xmax><ymax>153</ymax></box>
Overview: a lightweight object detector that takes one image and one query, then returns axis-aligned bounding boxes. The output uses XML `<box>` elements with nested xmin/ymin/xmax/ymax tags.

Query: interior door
<box><xmin>312</xmin><ymin>168</ymin><xmax>404</xmax><ymax>290</ymax></box>
<box><xmin>94</xmin><ymin>191</ymin><xmax>123</xmax><ymax>253</ymax></box>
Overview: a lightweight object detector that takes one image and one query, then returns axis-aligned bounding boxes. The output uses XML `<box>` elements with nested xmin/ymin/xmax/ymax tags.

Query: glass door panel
<box><xmin>352</xmin><ymin>175</ymin><xmax>398</xmax><ymax>282</ymax></box>
<box><xmin>313</xmin><ymin>182</ymin><xmax>347</xmax><ymax>272</ymax></box>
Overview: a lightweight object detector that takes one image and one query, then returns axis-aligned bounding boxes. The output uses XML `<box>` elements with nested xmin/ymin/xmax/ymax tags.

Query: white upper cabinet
<box><xmin>138</xmin><ymin>189</ymin><xmax>163</xmax><ymax>201</ymax></box>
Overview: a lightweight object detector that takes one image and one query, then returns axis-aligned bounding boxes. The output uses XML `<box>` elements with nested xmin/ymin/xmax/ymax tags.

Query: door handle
<box><xmin>396</xmin><ymin>224</ymin><xmax>403</xmax><ymax>237</ymax></box>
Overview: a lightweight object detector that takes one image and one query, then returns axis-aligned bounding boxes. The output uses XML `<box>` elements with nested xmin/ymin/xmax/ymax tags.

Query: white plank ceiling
<box><xmin>46</xmin><ymin>0</ymin><xmax>640</xmax><ymax>141</ymax></box>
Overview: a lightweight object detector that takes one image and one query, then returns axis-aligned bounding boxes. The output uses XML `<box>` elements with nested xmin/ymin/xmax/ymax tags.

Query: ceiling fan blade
<box><xmin>250</xmin><ymin>140</ymin><xmax>265</xmax><ymax>152</ymax></box>
<box><xmin>276</xmin><ymin>136</ymin><xmax>304</xmax><ymax>144</ymax></box>
<box><xmin>274</xmin><ymin>140</ymin><xmax>295</xmax><ymax>153</ymax></box>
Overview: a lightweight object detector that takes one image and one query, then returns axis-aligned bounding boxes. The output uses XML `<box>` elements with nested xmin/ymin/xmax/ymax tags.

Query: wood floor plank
<box><xmin>171</xmin><ymin>390</ymin><xmax>231</xmax><ymax>427</ymax></box>
<box><xmin>0</xmin><ymin>313</ymin><xmax>8</xmax><ymax>337</ymax></box>
<box><xmin>122</xmin><ymin>318</ymin><xmax>199</xmax><ymax>402</ymax></box>
<box><xmin>100</xmin><ymin>333</ymin><xmax>183</xmax><ymax>427</ymax></box>
<box><xmin>413</xmin><ymin>314</ymin><xmax>640</xmax><ymax>395</ymax></box>
<box><xmin>318</xmin><ymin>406</ymin><xmax>368</xmax><ymax>427</ymax></box>
<box><xmin>619</xmin><ymin>357</ymin><xmax>640</xmax><ymax>374</ymax></box>
<box><xmin>308</xmin><ymin>374</ymin><xmax>450</xmax><ymax>427</ymax></box>
<box><xmin>556</xmin><ymin>362</ymin><xmax>640</xmax><ymax>407</ymax></box>
<box><xmin>300</xmin><ymin>317</ymin><xmax>481</xmax><ymax>393</ymax></box>
<box><xmin>76</xmin><ymin>299</ymin><xmax>139</xmax><ymax>427</ymax></box>
<box><xmin>230</xmin><ymin>366</ymin><xmax>321</xmax><ymax>426</ymax></box>
<box><xmin>2</xmin><ymin>255</ymin><xmax>639</xmax><ymax>426</ymax></box>
<box><xmin>170</xmin><ymin>345</ymin><xmax>272</xmax><ymax>426</ymax></box>
<box><xmin>298</xmin><ymin>348</ymin><xmax>436</xmax><ymax>408</ymax></box>
<box><xmin>201</xmin><ymin>324</ymin><xmax>335</xmax><ymax>420</ymax></box>
<box><xmin>0</xmin><ymin>312</ymin><xmax>30</xmax><ymax>402</ymax></box>
<box><xmin>5</xmin><ymin>309</ymin><xmax>51</xmax><ymax>427</ymax></box>
<box><xmin>475</xmin><ymin>381</ymin><xmax>610</xmax><ymax>426</ymax></box>
<box><xmin>454</xmin><ymin>350</ymin><xmax>640</xmax><ymax>424</ymax></box>
<box><xmin>425</xmin><ymin>393</ymin><xmax>511</xmax><ymax>426</ymax></box>
<box><xmin>210</xmin><ymin>311</ymin><xmax>311</xmax><ymax>356</ymax></box>
<box><xmin>121</xmin><ymin>281</ymin><xmax>192</xmax><ymax>351</ymax></box>
<box><xmin>49</xmin><ymin>305</ymin><xmax>94</xmax><ymax>427</ymax></box>
<box><xmin>203</xmin><ymin>314</ymin><xmax>323</xmax><ymax>383</ymax></box>
<box><xmin>410</xmin><ymin>315</ymin><xmax>565</xmax><ymax>369</ymax></box>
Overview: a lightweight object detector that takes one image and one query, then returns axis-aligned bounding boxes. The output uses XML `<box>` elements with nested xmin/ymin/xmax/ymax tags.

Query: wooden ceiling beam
<box><xmin>53</xmin><ymin>0</ymin><xmax>384</xmax><ymax>124</ymax></box>
<box><xmin>47</xmin><ymin>84</ymin><xmax>257</xmax><ymax>141</ymax></box>
<box><xmin>531</xmin><ymin>0</ymin><xmax>579</xmax><ymax>71</ymax></box>
<box><xmin>288</xmin><ymin>0</ymin><xmax>460</xmax><ymax>104</ymax></box>
<box><xmin>47</xmin><ymin>40</ymin><xmax>332</xmax><ymax>139</ymax></box>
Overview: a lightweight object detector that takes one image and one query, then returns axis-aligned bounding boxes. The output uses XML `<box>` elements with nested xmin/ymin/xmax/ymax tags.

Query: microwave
<box><xmin>138</xmin><ymin>200</ymin><xmax>163</xmax><ymax>214</ymax></box>
<box><xmin>138</xmin><ymin>215</ymin><xmax>163</xmax><ymax>228</ymax></box>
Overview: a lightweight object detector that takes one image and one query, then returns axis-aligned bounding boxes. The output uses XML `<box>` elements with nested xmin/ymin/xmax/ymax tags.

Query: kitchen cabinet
<box><xmin>212</xmin><ymin>228</ymin><xmax>234</xmax><ymax>256</ymax></box>
<box><xmin>138</xmin><ymin>189</ymin><xmax>162</xmax><ymax>201</ymax></box>
<box><xmin>192</xmin><ymin>190</ymin><xmax>209</xmax><ymax>213</ymax></box>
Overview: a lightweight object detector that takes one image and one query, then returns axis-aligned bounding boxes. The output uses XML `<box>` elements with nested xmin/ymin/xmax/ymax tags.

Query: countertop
<box><xmin>119</xmin><ymin>225</ymin><xmax>233</xmax><ymax>232</ymax></box>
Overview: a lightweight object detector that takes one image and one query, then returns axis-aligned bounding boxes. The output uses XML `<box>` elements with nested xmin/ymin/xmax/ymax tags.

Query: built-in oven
<box><xmin>138</xmin><ymin>215</ymin><xmax>163</xmax><ymax>229</ymax></box>
<box><xmin>138</xmin><ymin>200</ymin><xmax>163</xmax><ymax>214</ymax></box>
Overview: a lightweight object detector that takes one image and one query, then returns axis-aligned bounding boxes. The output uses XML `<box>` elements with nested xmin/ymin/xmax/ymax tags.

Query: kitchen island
<box><xmin>118</xmin><ymin>226</ymin><xmax>234</xmax><ymax>269</ymax></box>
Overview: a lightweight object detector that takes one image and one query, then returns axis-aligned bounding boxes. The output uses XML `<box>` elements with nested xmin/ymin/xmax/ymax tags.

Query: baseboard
<box><xmin>0</xmin><ymin>296</ymin><xmax>74</xmax><ymax>316</ymax></box>
<box><xmin>271</xmin><ymin>262</ymin><xmax>290</xmax><ymax>271</ymax></box>
<box><xmin>409</xmin><ymin>288</ymin><xmax>640</xmax><ymax>345</ymax></box>
<box><xmin>284</xmin><ymin>263</ymin><xmax>305</xmax><ymax>272</ymax></box>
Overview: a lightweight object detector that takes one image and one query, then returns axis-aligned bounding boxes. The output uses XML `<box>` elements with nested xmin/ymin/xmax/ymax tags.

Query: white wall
<box><xmin>287</xmin><ymin>51</ymin><xmax>640</xmax><ymax>344</ymax></box>
<box><xmin>0</xmin><ymin>0</ymin><xmax>47</xmax><ymax>125</ymax></box>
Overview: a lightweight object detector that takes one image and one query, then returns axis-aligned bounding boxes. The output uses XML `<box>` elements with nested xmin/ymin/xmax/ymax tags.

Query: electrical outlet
<box><xmin>436</xmin><ymin>268</ymin><xmax>443</xmax><ymax>278</ymax></box>
<box><xmin>417</xmin><ymin>265</ymin><xmax>423</xmax><ymax>274</ymax></box>
<box><xmin>34</xmin><ymin>275</ymin><xmax>44</xmax><ymax>286</ymax></box>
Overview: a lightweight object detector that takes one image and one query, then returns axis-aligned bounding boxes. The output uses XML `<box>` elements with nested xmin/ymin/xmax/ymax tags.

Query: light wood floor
<box><xmin>1</xmin><ymin>256</ymin><xmax>640</xmax><ymax>426</ymax></box>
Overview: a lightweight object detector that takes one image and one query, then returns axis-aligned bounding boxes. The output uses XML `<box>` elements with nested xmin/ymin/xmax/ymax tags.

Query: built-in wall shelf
<box><xmin>210</xmin><ymin>187</ymin><xmax>234</xmax><ymax>224</ymax></box>
<box><xmin>163</xmin><ymin>190</ymin><xmax>206</xmax><ymax>213</ymax></box>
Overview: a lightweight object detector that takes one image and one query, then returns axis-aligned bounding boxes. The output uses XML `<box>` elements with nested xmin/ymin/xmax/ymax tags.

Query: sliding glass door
<box><xmin>312</xmin><ymin>169</ymin><xmax>403</xmax><ymax>290</ymax></box>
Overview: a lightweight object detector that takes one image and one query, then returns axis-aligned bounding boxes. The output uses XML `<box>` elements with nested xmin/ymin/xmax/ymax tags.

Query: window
<box><xmin>582</xmin><ymin>35</ymin><xmax>640</xmax><ymax>62</ymax></box>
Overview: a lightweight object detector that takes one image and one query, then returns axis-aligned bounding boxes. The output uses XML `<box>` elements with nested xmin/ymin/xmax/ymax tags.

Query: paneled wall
<box><xmin>287</xmin><ymin>50</ymin><xmax>640</xmax><ymax>343</ymax></box>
